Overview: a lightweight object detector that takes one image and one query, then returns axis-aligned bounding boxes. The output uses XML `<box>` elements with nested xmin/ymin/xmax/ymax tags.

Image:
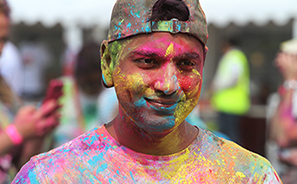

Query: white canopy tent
<box><xmin>8</xmin><ymin>0</ymin><xmax>297</xmax><ymax>50</ymax></box>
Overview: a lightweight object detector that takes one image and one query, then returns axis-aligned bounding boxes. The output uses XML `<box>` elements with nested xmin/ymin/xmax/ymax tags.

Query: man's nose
<box><xmin>154</xmin><ymin>64</ymin><xmax>180</xmax><ymax>95</ymax></box>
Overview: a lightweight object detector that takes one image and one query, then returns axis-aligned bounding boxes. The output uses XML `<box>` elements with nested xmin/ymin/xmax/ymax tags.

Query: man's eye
<box><xmin>178</xmin><ymin>60</ymin><xmax>195</xmax><ymax>66</ymax></box>
<box><xmin>134</xmin><ymin>58</ymin><xmax>158</xmax><ymax>69</ymax></box>
<box><xmin>180</xmin><ymin>60</ymin><xmax>194</xmax><ymax>66</ymax></box>
<box><xmin>139</xmin><ymin>58</ymin><xmax>155</xmax><ymax>64</ymax></box>
<box><xmin>177</xmin><ymin>60</ymin><xmax>198</xmax><ymax>71</ymax></box>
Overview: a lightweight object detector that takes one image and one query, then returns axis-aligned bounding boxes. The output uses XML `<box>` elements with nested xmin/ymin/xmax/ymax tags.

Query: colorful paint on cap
<box><xmin>107</xmin><ymin>0</ymin><xmax>208</xmax><ymax>45</ymax></box>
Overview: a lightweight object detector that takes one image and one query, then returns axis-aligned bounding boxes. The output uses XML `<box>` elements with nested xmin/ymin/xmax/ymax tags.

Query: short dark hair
<box><xmin>74</xmin><ymin>42</ymin><xmax>101</xmax><ymax>78</ymax></box>
<box><xmin>0</xmin><ymin>0</ymin><xmax>10</xmax><ymax>17</ymax></box>
<box><xmin>222</xmin><ymin>36</ymin><xmax>240</xmax><ymax>47</ymax></box>
<box><xmin>150</xmin><ymin>0</ymin><xmax>189</xmax><ymax>22</ymax></box>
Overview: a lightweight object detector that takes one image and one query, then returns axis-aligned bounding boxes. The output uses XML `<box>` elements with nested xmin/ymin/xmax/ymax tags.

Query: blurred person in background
<box><xmin>0</xmin><ymin>95</ymin><xmax>60</xmax><ymax>183</ymax></box>
<box><xmin>19</xmin><ymin>35</ymin><xmax>52</xmax><ymax>101</ymax></box>
<box><xmin>50</xmin><ymin>42</ymin><xmax>103</xmax><ymax>148</ymax></box>
<box><xmin>267</xmin><ymin>39</ymin><xmax>297</xmax><ymax>184</ymax></box>
<box><xmin>210</xmin><ymin>37</ymin><xmax>250</xmax><ymax>145</ymax></box>
<box><xmin>0</xmin><ymin>0</ymin><xmax>23</xmax><ymax>97</ymax></box>
<box><xmin>0</xmin><ymin>0</ymin><xmax>61</xmax><ymax>183</ymax></box>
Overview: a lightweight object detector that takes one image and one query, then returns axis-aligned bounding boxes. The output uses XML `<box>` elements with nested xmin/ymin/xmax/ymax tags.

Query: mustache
<box><xmin>147</xmin><ymin>90</ymin><xmax>186</xmax><ymax>102</ymax></box>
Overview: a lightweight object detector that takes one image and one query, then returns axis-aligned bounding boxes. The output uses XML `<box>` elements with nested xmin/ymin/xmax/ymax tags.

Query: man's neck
<box><xmin>105</xmin><ymin>109</ymin><xmax>199</xmax><ymax>156</ymax></box>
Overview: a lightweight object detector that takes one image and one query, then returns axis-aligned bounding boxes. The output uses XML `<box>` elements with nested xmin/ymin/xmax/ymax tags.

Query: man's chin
<box><xmin>133</xmin><ymin>116</ymin><xmax>176</xmax><ymax>133</ymax></box>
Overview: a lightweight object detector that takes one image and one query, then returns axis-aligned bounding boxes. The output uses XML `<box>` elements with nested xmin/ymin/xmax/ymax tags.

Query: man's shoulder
<box><xmin>14</xmin><ymin>127</ymin><xmax>104</xmax><ymax>176</ymax></box>
<box><xmin>199</xmin><ymin>129</ymin><xmax>273</xmax><ymax>168</ymax></box>
<box><xmin>13</xmin><ymin>126</ymin><xmax>115</xmax><ymax>183</ymax></box>
<box><xmin>197</xmin><ymin>129</ymin><xmax>280</xmax><ymax>182</ymax></box>
<box><xmin>42</xmin><ymin>126</ymin><xmax>103</xmax><ymax>158</ymax></box>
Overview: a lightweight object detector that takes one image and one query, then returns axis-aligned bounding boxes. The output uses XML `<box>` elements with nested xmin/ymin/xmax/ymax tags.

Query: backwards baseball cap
<box><xmin>107</xmin><ymin>0</ymin><xmax>208</xmax><ymax>46</ymax></box>
<box><xmin>280</xmin><ymin>39</ymin><xmax>297</xmax><ymax>55</ymax></box>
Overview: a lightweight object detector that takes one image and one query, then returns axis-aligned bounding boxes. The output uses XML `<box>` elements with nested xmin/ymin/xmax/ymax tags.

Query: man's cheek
<box><xmin>179</xmin><ymin>75</ymin><xmax>202</xmax><ymax>93</ymax></box>
<box><xmin>126</xmin><ymin>73</ymin><xmax>146</xmax><ymax>92</ymax></box>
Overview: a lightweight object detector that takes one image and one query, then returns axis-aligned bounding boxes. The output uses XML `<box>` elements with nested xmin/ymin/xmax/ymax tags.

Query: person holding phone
<box><xmin>0</xmin><ymin>1</ymin><xmax>60</xmax><ymax>182</ymax></box>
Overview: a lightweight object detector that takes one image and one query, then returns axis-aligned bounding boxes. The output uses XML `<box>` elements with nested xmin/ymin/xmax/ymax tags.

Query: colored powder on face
<box><xmin>165</xmin><ymin>43</ymin><xmax>174</xmax><ymax>57</ymax></box>
<box><xmin>192</xmin><ymin>69</ymin><xmax>201</xmax><ymax>76</ymax></box>
<box><xmin>134</xmin><ymin>98</ymin><xmax>147</xmax><ymax>108</ymax></box>
<box><xmin>129</xmin><ymin>73</ymin><xmax>145</xmax><ymax>92</ymax></box>
<box><xmin>108</xmin><ymin>40</ymin><xmax>128</xmax><ymax>69</ymax></box>
<box><xmin>174</xmin><ymin>99</ymin><xmax>197</xmax><ymax>124</ymax></box>
<box><xmin>163</xmin><ymin>75</ymin><xmax>178</xmax><ymax>95</ymax></box>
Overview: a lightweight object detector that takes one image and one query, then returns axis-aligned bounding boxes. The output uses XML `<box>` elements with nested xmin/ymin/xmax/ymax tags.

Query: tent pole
<box><xmin>293</xmin><ymin>19</ymin><xmax>297</xmax><ymax>39</ymax></box>
<box><xmin>63</xmin><ymin>24</ymin><xmax>83</xmax><ymax>53</ymax></box>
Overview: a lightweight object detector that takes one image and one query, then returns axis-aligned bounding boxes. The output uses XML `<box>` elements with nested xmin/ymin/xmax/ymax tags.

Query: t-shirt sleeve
<box><xmin>263</xmin><ymin>167</ymin><xmax>282</xmax><ymax>184</ymax></box>
<box><xmin>11</xmin><ymin>159</ymin><xmax>41</xmax><ymax>184</ymax></box>
<box><xmin>255</xmin><ymin>158</ymin><xmax>283</xmax><ymax>184</ymax></box>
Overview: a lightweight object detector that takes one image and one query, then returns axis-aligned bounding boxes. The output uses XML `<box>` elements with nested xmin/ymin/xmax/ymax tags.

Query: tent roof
<box><xmin>201</xmin><ymin>0</ymin><xmax>297</xmax><ymax>27</ymax></box>
<box><xmin>8</xmin><ymin>0</ymin><xmax>297</xmax><ymax>28</ymax></box>
<box><xmin>9</xmin><ymin>0</ymin><xmax>117</xmax><ymax>27</ymax></box>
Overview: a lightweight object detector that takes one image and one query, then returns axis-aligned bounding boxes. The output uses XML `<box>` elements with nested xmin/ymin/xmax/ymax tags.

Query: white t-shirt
<box><xmin>0</xmin><ymin>41</ymin><xmax>23</xmax><ymax>96</ymax></box>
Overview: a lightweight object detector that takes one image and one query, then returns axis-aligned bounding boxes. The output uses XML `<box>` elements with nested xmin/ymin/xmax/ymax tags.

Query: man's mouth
<box><xmin>145</xmin><ymin>98</ymin><xmax>179</xmax><ymax>112</ymax></box>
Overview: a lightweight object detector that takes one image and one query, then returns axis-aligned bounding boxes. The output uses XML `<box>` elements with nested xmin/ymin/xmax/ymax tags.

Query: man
<box><xmin>0</xmin><ymin>0</ymin><xmax>24</xmax><ymax>96</ymax></box>
<box><xmin>13</xmin><ymin>0</ymin><xmax>281</xmax><ymax>183</ymax></box>
<box><xmin>211</xmin><ymin>38</ymin><xmax>250</xmax><ymax>144</ymax></box>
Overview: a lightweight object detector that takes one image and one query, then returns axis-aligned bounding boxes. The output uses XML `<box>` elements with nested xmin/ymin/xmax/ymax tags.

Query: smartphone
<box><xmin>42</xmin><ymin>79</ymin><xmax>64</xmax><ymax>104</ymax></box>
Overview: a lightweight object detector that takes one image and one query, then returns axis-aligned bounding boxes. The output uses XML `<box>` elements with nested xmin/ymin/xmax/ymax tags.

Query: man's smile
<box><xmin>144</xmin><ymin>97</ymin><xmax>180</xmax><ymax>112</ymax></box>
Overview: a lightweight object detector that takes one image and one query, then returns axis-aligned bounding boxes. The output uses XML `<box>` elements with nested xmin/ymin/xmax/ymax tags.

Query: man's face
<box><xmin>110</xmin><ymin>32</ymin><xmax>204</xmax><ymax>132</ymax></box>
<box><xmin>0</xmin><ymin>12</ymin><xmax>9</xmax><ymax>54</ymax></box>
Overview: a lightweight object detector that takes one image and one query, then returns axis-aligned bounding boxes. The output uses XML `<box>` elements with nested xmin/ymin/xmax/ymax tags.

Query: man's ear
<box><xmin>203</xmin><ymin>46</ymin><xmax>208</xmax><ymax>66</ymax></box>
<box><xmin>100</xmin><ymin>40</ymin><xmax>114</xmax><ymax>87</ymax></box>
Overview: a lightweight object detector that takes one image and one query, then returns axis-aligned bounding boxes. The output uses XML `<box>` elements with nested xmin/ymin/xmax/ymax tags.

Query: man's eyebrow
<box><xmin>129</xmin><ymin>50</ymin><xmax>202</xmax><ymax>60</ymax></box>
<box><xmin>174</xmin><ymin>52</ymin><xmax>202</xmax><ymax>60</ymax></box>
<box><xmin>130</xmin><ymin>50</ymin><xmax>161</xmax><ymax>57</ymax></box>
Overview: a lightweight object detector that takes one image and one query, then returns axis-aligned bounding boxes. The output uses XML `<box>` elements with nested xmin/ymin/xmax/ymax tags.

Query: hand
<box><xmin>12</xmin><ymin>99</ymin><xmax>60</xmax><ymax>139</ymax></box>
<box><xmin>279</xmin><ymin>148</ymin><xmax>297</xmax><ymax>166</ymax></box>
<box><xmin>275</xmin><ymin>52</ymin><xmax>297</xmax><ymax>80</ymax></box>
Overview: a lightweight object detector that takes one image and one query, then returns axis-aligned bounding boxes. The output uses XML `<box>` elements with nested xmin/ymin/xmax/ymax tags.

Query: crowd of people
<box><xmin>0</xmin><ymin>0</ymin><xmax>296</xmax><ymax>183</ymax></box>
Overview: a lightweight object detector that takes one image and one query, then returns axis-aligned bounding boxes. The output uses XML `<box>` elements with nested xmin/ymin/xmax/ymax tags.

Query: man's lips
<box><xmin>145</xmin><ymin>98</ymin><xmax>179</xmax><ymax>112</ymax></box>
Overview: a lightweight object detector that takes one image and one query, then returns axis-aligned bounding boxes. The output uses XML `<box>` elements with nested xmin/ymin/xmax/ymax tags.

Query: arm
<box><xmin>0</xmin><ymin>128</ymin><xmax>16</xmax><ymax>155</ymax></box>
<box><xmin>268</xmin><ymin>53</ymin><xmax>297</xmax><ymax>147</ymax></box>
<box><xmin>269</xmin><ymin>87</ymin><xmax>297</xmax><ymax>147</ymax></box>
<box><xmin>0</xmin><ymin>100</ymin><xmax>60</xmax><ymax>156</ymax></box>
<box><xmin>16</xmin><ymin>137</ymin><xmax>46</xmax><ymax>169</ymax></box>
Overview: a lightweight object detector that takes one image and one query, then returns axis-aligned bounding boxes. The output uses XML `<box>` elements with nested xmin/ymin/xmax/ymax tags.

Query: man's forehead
<box><xmin>123</xmin><ymin>32</ymin><xmax>203</xmax><ymax>49</ymax></box>
<box><xmin>122</xmin><ymin>35</ymin><xmax>203</xmax><ymax>61</ymax></box>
